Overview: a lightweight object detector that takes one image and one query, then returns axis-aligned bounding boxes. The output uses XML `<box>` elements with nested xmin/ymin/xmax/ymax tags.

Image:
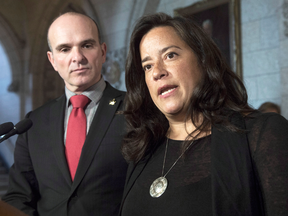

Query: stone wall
<box><xmin>241</xmin><ymin>0</ymin><xmax>282</xmax><ymax>112</ymax></box>
<box><xmin>280</xmin><ymin>0</ymin><xmax>288</xmax><ymax>118</ymax></box>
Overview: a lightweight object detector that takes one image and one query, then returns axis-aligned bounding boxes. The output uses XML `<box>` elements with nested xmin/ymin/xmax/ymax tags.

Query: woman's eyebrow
<box><xmin>141</xmin><ymin>45</ymin><xmax>182</xmax><ymax>63</ymax></box>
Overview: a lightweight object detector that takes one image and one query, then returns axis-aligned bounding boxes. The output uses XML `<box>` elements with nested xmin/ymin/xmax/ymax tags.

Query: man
<box><xmin>258</xmin><ymin>102</ymin><xmax>281</xmax><ymax>114</ymax></box>
<box><xmin>2</xmin><ymin>12</ymin><xmax>128</xmax><ymax>216</ymax></box>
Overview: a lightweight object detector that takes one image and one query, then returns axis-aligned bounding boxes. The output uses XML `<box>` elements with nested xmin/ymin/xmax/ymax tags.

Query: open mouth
<box><xmin>159</xmin><ymin>86</ymin><xmax>177</xmax><ymax>96</ymax></box>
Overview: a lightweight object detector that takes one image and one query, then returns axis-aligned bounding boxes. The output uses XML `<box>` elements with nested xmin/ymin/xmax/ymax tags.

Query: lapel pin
<box><xmin>109</xmin><ymin>98</ymin><xmax>116</xmax><ymax>105</ymax></box>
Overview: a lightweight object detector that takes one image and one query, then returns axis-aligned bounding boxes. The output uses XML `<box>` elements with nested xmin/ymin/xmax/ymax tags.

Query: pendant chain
<box><xmin>149</xmin><ymin>132</ymin><xmax>194</xmax><ymax>198</ymax></box>
<box><xmin>161</xmin><ymin>133</ymin><xmax>194</xmax><ymax>178</ymax></box>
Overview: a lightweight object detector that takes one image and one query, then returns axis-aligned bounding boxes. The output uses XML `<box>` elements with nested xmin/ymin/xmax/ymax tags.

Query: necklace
<box><xmin>149</xmin><ymin>135</ymin><xmax>194</xmax><ymax>198</ymax></box>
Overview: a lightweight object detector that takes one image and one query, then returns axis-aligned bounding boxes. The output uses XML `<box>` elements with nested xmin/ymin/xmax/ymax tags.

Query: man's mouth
<box><xmin>71</xmin><ymin>67</ymin><xmax>89</xmax><ymax>73</ymax></box>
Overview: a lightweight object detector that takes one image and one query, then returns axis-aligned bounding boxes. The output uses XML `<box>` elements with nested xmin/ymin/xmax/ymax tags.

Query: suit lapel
<box><xmin>71</xmin><ymin>83</ymin><xmax>124</xmax><ymax>190</ymax></box>
<box><xmin>50</xmin><ymin>95</ymin><xmax>72</xmax><ymax>185</ymax></box>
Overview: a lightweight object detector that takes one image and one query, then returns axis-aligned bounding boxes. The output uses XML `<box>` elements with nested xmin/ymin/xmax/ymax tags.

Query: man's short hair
<box><xmin>258</xmin><ymin>102</ymin><xmax>281</xmax><ymax>114</ymax></box>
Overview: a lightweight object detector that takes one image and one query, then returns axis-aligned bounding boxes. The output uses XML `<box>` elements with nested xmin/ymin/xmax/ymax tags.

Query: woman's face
<box><xmin>139</xmin><ymin>26</ymin><xmax>202</xmax><ymax>121</ymax></box>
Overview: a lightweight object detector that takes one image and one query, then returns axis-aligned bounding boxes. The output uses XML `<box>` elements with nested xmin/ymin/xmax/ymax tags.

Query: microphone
<box><xmin>0</xmin><ymin>122</ymin><xmax>14</xmax><ymax>136</ymax></box>
<box><xmin>0</xmin><ymin>119</ymin><xmax>33</xmax><ymax>143</ymax></box>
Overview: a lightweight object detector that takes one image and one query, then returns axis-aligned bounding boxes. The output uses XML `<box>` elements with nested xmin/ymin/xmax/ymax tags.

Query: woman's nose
<box><xmin>152</xmin><ymin>62</ymin><xmax>168</xmax><ymax>80</ymax></box>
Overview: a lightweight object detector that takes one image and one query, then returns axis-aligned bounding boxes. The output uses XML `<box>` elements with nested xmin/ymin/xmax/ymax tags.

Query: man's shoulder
<box><xmin>28</xmin><ymin>94</ymin><xmax>66</xmax><ymax>117</ymax></box>
<box><xmin>103</xmin><ymin>82</ymin><xmax>126</xmax><ymax>99</ymax></box>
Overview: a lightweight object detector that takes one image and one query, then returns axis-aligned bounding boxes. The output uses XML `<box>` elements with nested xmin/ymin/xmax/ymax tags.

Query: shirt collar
<box><xmin>65</xmin><ymin>77</ymin><xmax>106</xmax><ymax>107</ymax></box>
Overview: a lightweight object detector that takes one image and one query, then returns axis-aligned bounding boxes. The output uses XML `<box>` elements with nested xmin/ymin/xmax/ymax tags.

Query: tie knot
<box><xmin>70</xmin><ymin>95</ymin><xmax>90</xmax><ymax>108</ymax></box>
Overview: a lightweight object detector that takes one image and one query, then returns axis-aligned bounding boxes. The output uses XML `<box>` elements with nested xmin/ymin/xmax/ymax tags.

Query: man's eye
<box><xmin>60</xmin><ymin>48</ymin><xmax>69</xmax><ymax>52</ymax></box>
<box><xmin>84</xmin><ymin>44</ymin><xmax>93</xmax><ymax>48</ymax></box>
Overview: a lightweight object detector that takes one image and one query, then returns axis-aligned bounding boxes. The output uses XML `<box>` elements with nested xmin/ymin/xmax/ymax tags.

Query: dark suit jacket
<box><xmin>2</xmin><ymin>83</ymin><xmax>128</xmax><ymax>216</ymax></box>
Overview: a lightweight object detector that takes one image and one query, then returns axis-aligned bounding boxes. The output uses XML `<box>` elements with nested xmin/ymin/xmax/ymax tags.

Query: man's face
<box><xmin>47</xmin><ymin>14</ymin><xmax>106</xmax><ymax>94</ymax></box>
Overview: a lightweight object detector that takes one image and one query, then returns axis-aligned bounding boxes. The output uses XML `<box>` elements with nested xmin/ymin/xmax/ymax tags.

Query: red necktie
<box><xmin>66</xmin><ymin>95</ymin><xmax>90</xmax><ymax>181</ymax></box>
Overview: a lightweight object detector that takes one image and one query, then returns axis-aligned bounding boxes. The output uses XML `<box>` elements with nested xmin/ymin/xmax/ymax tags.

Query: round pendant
<box><xmin>149</xmin><ymin>177</ymin><xmax>168</xmax><ymax>198</ymax></box>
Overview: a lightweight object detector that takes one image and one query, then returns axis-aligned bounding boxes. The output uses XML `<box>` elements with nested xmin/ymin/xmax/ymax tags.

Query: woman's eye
<box><xmin>167</xmin><ymin>52</ymin><xmax>177</xmax><ymax>59</ymax></box>
<box><xmin>143</xmin><ymin>65</ymin><xmax>151</xmax><ymax>71</ymax></box>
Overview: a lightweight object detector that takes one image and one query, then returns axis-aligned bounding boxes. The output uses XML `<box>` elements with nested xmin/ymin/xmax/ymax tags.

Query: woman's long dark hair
<box><xmin>122</xmin><ymin>13</ymin><xmax>253</xmax><ymax>163</ymax></box>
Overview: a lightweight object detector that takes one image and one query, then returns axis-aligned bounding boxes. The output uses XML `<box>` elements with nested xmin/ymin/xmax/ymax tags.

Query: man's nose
<box><xmin>72</xmin><ymin>48</ymin><xmax>86</xmax><ymax>63</ymax></box>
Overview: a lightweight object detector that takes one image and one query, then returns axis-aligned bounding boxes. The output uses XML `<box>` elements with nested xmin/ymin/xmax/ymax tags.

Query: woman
<box><xmin>121</xmin><ymin>13</ymin><xmax>288</xmax><ymax>215</ymax></box>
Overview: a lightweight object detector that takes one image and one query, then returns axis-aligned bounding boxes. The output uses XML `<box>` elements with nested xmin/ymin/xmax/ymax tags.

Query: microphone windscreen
<box><xmin>0</xmin><ymin>122</ymin><xmax>14</xmax><ymax>135</ymax></box>
<box><xmin>15</xmin><ymin>119</ymin><xmax>33</xmax><ymax>134</ymax></box>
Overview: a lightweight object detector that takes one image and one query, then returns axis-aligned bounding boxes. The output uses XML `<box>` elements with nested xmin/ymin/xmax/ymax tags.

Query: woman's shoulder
<box><xmin>244</xmin><ymin>110</ymin><xmax>288</xmax><ymax>154</ymax></box>
<box><xmin>245</xmin><ymin>111</ymin><xmax>288</xmax><ymax>215</ymax></box>
<box><xmin>245</xmin><ymin>110</ymin><xmax>287</xmax><ymax>129</ymax></box>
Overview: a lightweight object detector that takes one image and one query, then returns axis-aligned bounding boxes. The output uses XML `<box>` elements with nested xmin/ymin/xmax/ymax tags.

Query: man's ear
<box><xmin>101</xmin><ymin>42</ymin><xmax>107</xmax><ymax>64</ymax></box>
<box><xmin>47</xmin><ymin>51</ymin><xmax>58</xmax><ymax>71</ymax></box>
